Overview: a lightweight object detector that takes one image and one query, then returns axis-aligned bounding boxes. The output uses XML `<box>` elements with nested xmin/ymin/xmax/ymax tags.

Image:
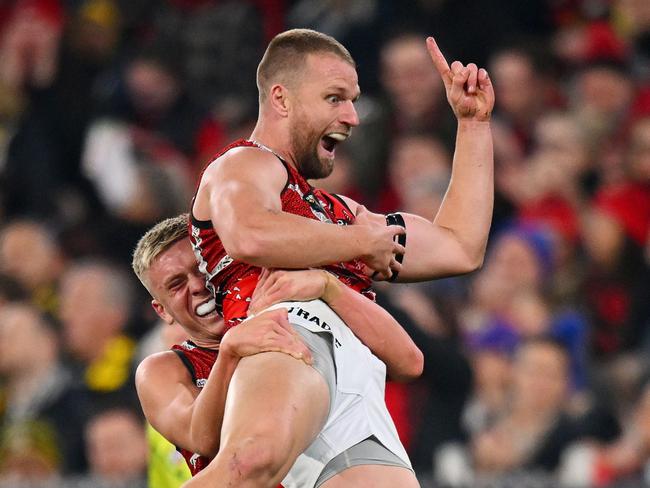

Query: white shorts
<box><xmin>260</xmin><ymin>299</ymin><xmax>411</xmax><ymax>488</ymax></box>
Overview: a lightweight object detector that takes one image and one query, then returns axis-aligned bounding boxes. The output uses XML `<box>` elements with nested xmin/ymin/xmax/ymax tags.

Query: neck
<box><xmin>188</xmin><ymin>336</ymin><xmax>222</xmax><ymax>351</ymax></box>
<box><xmin>249</xmin><ymin>115</ymin><xmax>298</xmax><ymax>169</ymax></box>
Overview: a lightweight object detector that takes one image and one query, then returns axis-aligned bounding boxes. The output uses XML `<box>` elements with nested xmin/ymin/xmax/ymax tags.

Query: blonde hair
<box><xmin>132</xmin><ymin>213</ymin><xmax>189</xmax><ymax>291</ymax></box>
<box><xmin>256</xmin><ymin>28</ymin><xmax>355</xmax><ymax>102</ymax></box>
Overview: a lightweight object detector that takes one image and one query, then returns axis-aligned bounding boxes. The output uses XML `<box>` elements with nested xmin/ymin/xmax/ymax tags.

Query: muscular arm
<box><xmin>321</xmin><ymin>272</ymin><xmax>423</xmax><ymax>381</ymax></box>
<box><xmin>136</xmin><ymin>348</ymin><xmax>238</xmax><ymax>458</ymax></box>
<box><xmin>193</xmin><ymin>147</ymin><xmax>402</xmax><ymax>270</ymax></box>
<box><xmin>250</xmin><ymin>269</ymin><xmax>423</xmax><ymax>382</ymax></box>
<box><xmin>344</xmin><ymin>39</ymin><xmax>495</xmax><ymax>281</ymax></box>
<box><xmin>136</xmin><ymin>309</ymin><xmax>310</xmax><ymax>458</ymax></box>
<box><xmin>356</xmin><ymin>121</ymin><xmax>492</xmax><ymax>281</ymax></box>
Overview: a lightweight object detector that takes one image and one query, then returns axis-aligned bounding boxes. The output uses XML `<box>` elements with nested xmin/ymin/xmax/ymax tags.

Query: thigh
<box><xmin>320</xmin><ymin>465</ymin><xmax>420</xmax><ymax>488</ymax></box>
<box><xmin>220</xmin><ymin>351</ymin><xmax>330</xmax><ymax>468</ymax></box>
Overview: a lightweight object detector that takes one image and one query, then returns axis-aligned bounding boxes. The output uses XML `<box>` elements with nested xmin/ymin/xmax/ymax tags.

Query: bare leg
<box><xmin>321</xmin><ymin>465</ymin><xmax>420</xmax><ymax>488</ymax></box>
<box><xmin>183</xmin><ymin>351</ymin><xmax>330</xmax><ymax>487</ymax></box>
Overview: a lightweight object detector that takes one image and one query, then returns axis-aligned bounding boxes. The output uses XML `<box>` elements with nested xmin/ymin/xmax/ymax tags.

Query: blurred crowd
<box><xmin>0</xmin><ymin>0</ymin><xmax>649</xmax><ymax>487</ymax></box>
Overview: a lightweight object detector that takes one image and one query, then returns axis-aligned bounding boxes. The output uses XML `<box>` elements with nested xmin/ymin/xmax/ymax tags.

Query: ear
<box><xmin>269</xmin><ymin>84</ymin><xmax>290</xmax><ymax>117</ymax></box>
<box><xmin>151</xmin><ymin>299</ymin><xmax>175</xmax><ymax>326</ymax></box>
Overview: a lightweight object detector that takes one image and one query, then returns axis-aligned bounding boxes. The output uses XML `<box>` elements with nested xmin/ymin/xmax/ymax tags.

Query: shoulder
<box><xmin>136</xmin><ymin>350</ymin><xmax>189</xmax><ymax>389</ymax></box>
<box><xmin>202</xmin><ymin>145</ymin><xmax>287</xmax><ymax>185</ymax></box>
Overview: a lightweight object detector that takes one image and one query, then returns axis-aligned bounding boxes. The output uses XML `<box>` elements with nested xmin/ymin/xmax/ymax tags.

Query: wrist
<box><xmin>458</xmin><ymin>119</ymin><xmax>491</xmax><ymax>130</ymax></box>
<box><xmin>321</xmin><ymin>271</ymin><xmax>343</xmax><ymax>305</ymax></box>
<box><xmin>218</xmin><ymin>334</ymin><xmax>239</xmax><ymax>361</ymax></box>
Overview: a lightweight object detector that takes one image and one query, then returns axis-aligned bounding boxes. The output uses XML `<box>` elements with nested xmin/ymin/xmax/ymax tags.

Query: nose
<box><xmin>340</xmin><ymin>100</ymin><xmax>359</xmax><ymax>128</ymax></box>
<box><xmin>189</xmin><ymin>273</ymin><xmax>207</xmax><ymax>295</ymax></box>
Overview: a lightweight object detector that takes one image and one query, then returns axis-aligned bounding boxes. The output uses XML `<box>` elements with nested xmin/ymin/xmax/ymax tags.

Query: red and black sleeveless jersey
<box><xmin>171</xmin><ymin>341</ymin><xmax>217</xmax><ymax>476</ymax></box>
<box><xmin>190</xmin><ymin>139</ymin><xmax>374</xmax><ymax>330</ymax></box>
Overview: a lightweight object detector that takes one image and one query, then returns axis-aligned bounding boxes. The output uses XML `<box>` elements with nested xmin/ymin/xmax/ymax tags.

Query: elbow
<box><xmin>466</xmin><ymin>253</ymin><xmax>485</xmax><ymax>273</ymax></box>
<box><xmin>391</xmin><ymin>347</ymin><xmax>424</xmax><ymax>383</ymax></box>
<box><xmin>192</xmin><ymin>434</ymin><xmax>220</xmax><ymax>459</ymax></box>
<box><xmin>456</xmin><ymin>249</ymin><xmax>486</xmax><ymax>275</ymax></box>
<box><xmin>223</xmin><ymin>231</ymin><xmax>266</xmax><ymax>265</ymax></box>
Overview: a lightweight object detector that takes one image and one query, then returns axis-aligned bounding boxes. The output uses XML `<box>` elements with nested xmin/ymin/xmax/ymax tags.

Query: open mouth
<box><xmin>195</xmin><ymin>299</ymin><xmax>217</xmax><ymax>318</ymax></box>
<box><xmin>320</xmin><ymin>132</ymin><xmax>348</xmax><ymax>156</ymax></box>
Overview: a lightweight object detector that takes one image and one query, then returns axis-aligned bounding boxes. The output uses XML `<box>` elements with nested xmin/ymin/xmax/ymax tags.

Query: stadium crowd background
<box><xmin>0</xmin><ymin>0</ymin><xmax>649</xmax><ymax>487</ymax></box>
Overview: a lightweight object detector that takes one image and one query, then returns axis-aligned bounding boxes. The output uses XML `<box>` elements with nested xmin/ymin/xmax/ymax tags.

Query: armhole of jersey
<box><xmin>192</xmin><ymin>144</ymin><xmax>290</xmax><ymax>225</ymax></box>
<box><xmin>172</xmin><ymin>349</ymin><xmax>197</xmax><ymax>384</ymax></box>
<box><xmin>332</xmin><ymin>194</ymin><xmax>354</xmax><ymax>214</ymax></box>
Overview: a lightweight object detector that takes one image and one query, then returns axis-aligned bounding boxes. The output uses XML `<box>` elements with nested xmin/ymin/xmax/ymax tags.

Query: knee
<box><xmin>220</xmin><ymin>434</ymin><xmax>287</xmax><ymax>483</ymax></box>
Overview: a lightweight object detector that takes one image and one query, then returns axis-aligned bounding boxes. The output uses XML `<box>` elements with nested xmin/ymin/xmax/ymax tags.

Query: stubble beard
<box><xmin>290</xmin><ymin>118</ymin><xmax>334</xmax><ymax>180</ymax></box>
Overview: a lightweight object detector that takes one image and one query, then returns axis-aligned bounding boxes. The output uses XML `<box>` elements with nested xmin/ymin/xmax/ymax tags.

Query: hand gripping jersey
<box><xmin>190</xmin><ymin>139</ymin><xmax>374</xmax><ymax>329</ymax></box>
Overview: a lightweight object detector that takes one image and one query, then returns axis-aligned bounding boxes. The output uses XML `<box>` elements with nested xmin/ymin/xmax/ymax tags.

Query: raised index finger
<box><xmin>426</xmin><ymin>37</ymin><xmax>451</xmax><ymax>85</ymax></box>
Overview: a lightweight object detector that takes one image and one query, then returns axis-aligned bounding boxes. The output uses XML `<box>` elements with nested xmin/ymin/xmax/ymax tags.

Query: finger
<box><xmin>478</xmin><ymin>68</ymin><xmax>488</xmax><ymax>87</ymax></box>
<box><xmin>478</xmin><ymin>68</ymin><xmax>494</xmax><ymax>100</ymax></box>
<box><xmin>426</xmin><ymin>37</ymin><xmax>451</xmax><ymax>85</ymax></box>
<box><xmin>256</xmin><ymin>267</ymin><xmax>272</xmax><ymax>289</ymax></box>
<box><xmin>389</xmin><ymin>258</ymin><xmax>403</xmax><ymax>275</ymax></box>
<box><xmin>388</xmin><ymin>225</ymin><xmax>406</xmax><ymax>236</ymax></box>
<box><xmin>372</xmin><ymin>267</ymin><xmax>392</xmax><ymax>282</ymax></box>
<box><xmin>393</xmin><ymin>242</ymin><xmax>406</xmax><ymax>255</ymax></box>
<box><xmin>466</xmin><ymin>63</ymin><xmax>478</xmax><ymax>94</ymax></box>
<box><xmin>450</xmin><ymin>60</ymin><xmax>464</xmax><ymax>76</ymax></box>
<box><xmin>276</xmin><ymin>331</ymin><xmax>312</xmax><ymax>365</ymax></box>
<box><xmin>450</xmin><ymin>66</ymin><xmax>470</xmax><ymax>102</ymax></box>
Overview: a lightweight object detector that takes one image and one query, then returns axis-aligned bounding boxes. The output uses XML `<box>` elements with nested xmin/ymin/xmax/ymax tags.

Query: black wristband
<box><xmin>385</xmin><ymin>212</ymin><xmax>406</xmax><ymax>282</ymax></box>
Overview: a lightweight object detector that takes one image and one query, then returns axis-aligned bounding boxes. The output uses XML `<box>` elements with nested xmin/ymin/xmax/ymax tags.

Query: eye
<box><xmin>168</xmin><ymin>280</ymin><xmax>184</xmax><ymax>292</ymax></box>
<box><xmin>326</xmin><ymin>94</ymin><xmax>341</xmax><ymax>104</ymax></box>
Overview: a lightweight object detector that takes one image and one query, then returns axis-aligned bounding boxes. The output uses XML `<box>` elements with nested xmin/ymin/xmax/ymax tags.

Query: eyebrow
<box><xmin>325</xmin><ymin>85</ymin><xmax>361</xmax><ymax>102</ymax></box>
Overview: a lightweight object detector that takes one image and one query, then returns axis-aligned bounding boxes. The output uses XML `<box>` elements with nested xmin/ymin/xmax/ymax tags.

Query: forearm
<box><xmin>188</xmin><ymin>351</ymin><xmax>240</xmax><ymax>456</ymax></box>
<box><xmin>434</xmin><ymin>120</ymin><xmax>494</xmax><ymax>265</ymax></box>
<box><xmin>323</xmin><ymin>273</ymin><xmax>423</xmax><ymax>381</ymax></box>
<box><xmin>224</xmin><ymin>210</ymin><xmax>367</xmax><ymax>268</ymax></box>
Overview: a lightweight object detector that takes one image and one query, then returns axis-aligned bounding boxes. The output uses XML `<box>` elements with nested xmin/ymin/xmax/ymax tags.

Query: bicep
<box><xmin>398</xmin><ymin>213</ymin><xmax>477</xmax><ymax>281</ymax></box>
<box><xmin>135</xmin><ymin>356</ymin><xmax>198</xmax><ymax>449</ymax></box>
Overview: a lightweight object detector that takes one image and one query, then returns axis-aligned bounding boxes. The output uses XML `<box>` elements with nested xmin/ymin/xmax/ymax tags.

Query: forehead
<box><xmin>302</xmin><ymin>53</ymin><xmax>359</xmax><ymax>91</ymax></box>
<box><xmin>149</xmin><ymin>239</ymin><xmax>195</xmax><ymax>275</ymax></box>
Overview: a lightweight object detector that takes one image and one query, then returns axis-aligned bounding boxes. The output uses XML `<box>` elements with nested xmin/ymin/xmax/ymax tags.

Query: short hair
<box><xmin>256</xmin><ymin>28</ymin><xmax>355</xmax><ymax>102</ymax></box>
<box><xmin>132</xmin><ymin>213</ymin><xmax>189</xmax><ymax>290</ymax></box>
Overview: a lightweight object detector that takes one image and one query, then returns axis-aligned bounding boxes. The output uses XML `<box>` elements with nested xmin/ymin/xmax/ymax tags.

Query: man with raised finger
<box><xmin>188</xmin><ymin>29</ymin><xmax>494</xmax><ymax>487</ymax></box>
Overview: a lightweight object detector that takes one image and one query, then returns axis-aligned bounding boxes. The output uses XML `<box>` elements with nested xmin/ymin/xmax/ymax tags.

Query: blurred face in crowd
<box><xmin>512</xmin><ymin>341</ymin><xmax>569</xmax><ymax>415</ymax></box>
<box><xmin>627</xmin><ymin>118</ymin><xmax>650</xmax><ymax>182</ymax></box>
<box><xmin>389</xmin><ymin>135</ymin><xmax>450</xmax><ymax>219</ymax></box>
<box><xmin>505</xmin><ymin>290</ymin><xmax>551</xmax><ymax>338</ymax></box>
<box><xmin>125</xmin><ymin>59</ymin><xmax>180</xmax><ymax>117</ymax></box>
<box><xmin>144</xmin><ymin>238</ymin><xmax>225</xmax><ymax>343</ymax></box>
<box><xmin>86</xmin><ymin>410</ymin><xmax>147</xmax><ymax>480</ymax></box>
<box><xmin>473</xmin><ymin>351</ymin><xmax>512</xmax><ymax>410</ymax></box>
<box><xmin>490</xmin><ymin>51</ymin><xmax>542</xmax><ymax>122</ymax></box>
<box><xmin>487</xmin><ymin>234</ymin><xmax>544</xmax><ymax>292</ymax></box>
<box><xmin>59</xmin><ymin>266</ymin><xmax>127</xmax><ymax>361</ymax></box>
<box><xmin>288</xmin><ymin>53</ymin><xmax>360</xmax><ymax>179</ymax></box>
<box><xmin>0</xmin><ymin>304</ymin><xmax>56</xmax><ymax>376</ymax></box>
<box><xmin>575</xmin><ymin>65</ymin><xmax>633</xmax><ymax>117</ymax></box>
<box><xmin>381</xmin><ymin>35</ymin><xmax>443</xmax><ymax>121</ymax></box>
<box><xmin>635</xmin><ymin>386</ymin><xmax>650</xmax><ymax>449</ymax></box>
<box><xmin>534</xmin><ymin>113</ymin><xmax>590</xmax><ymax>176</ymax></box>
<box><xmin>389</xmin><ymin>135</ymin><xmax>450</xmax><ymax>195</ymax></box>
<box><xmin>0</xmin><ymin>221</ymin><xmax>63</xmax><ymax>291</ymax></box>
